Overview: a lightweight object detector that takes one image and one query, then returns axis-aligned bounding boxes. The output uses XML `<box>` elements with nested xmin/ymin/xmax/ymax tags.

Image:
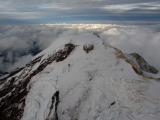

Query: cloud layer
<box><xmin>0</xmin><ymin>25</ymin><xmax>67</xmax><ymax>71</ymax></box>
<box><xmin>101</xmin><ymin>26</ymin><xmax>160</xmax><ymax>69</ymax></box>
<box><xmin>0</xmin><ymin>25</ymin><xmax>160</xmax><ymax>73</ymax></box>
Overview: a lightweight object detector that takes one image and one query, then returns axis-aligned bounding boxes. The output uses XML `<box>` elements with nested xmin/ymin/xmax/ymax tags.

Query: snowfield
<box><xmin>0</xmin><ymin>24</ymin><xmax>160</xmax><ymax>120</ymax></box>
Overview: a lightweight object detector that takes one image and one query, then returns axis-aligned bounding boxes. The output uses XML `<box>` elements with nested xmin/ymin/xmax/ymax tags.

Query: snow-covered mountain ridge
<box><xmin>0</xmin><ymin>25</ymin><xmax>160</xmax><ymax>120</ymax></box>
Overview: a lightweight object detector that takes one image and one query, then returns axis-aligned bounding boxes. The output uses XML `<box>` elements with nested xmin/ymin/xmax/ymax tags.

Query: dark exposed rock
<box><xmin>46</xmin><ymin>91</ymin><xmax>59</xmax><ymax>120</ymax></box>
<box><xmin>55</xmin><ymin>43</ymin><xmax>76</xmax><ymax>62</ymax></box>
<box><xmin>83</xmin><ymin>44</ymin><xmax>94</xmax><ymax>53</ymax></box>
<box><xmin>93</xmin><ymin>32</ymin><xmax>101</xmax><ymax>38</ymax></box>
<box><xmin>114</xmin><ymin>48</ymin><xmax>160</xmax><ymax>79</ymax></box>
<box><xmin>128</xmin><ymin>53</ymin><xmax>159</xmax><ymax>74</ymax></box>
<box><xmin>0</xmin><ymin>43</ymin><xmax>76</xmax><ymax>120</ymax></box>
<box><xmin>110</xmin><ymin>101</ymin><xmax>116</xmax><ymax>106</ymax></box>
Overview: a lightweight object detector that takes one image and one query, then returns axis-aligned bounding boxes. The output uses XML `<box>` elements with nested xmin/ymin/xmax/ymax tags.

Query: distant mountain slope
<box><xmin>0</xmin><ymin>25</ymin><xmax>160</xmax><ymax>120</ymax></box>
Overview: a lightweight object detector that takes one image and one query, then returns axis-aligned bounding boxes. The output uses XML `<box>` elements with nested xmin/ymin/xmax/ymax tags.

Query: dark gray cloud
<box><xmin>7</xmin><ymin>0</ymin><xmax>159</xmax><ymax>4</ymax></box>
<box><xmin>0</xmin><ymin>0</ymin><xmax>159</xmax><ymax>23</ymax></box>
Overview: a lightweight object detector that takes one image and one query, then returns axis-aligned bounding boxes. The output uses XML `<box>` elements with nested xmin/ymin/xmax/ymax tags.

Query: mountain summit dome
<box><xmin>0</xmin><ymin>26</ymin><xmax>160</xmax><ymax>120</ymax></box>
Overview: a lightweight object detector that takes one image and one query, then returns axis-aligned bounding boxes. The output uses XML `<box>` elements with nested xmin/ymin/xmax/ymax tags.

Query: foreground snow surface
<box><xmin>22</xmin><ymin>29</ymin><xmax>160</xmax><ymax>120</ymax></box>
<box><xmin>0</xmin><ymin>25</ymin><xmax>160</xmax><ymax>120</ymax></box>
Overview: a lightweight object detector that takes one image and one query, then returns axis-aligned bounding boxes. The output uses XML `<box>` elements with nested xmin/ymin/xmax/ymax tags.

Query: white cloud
<box><xmin>100</xmin><ymin>26</ymin><xmax>160</xmax><ymax>68</ymax></box>
<box><xmin>0</xmin><ymin>24</ymin><xmax>160</xmax><ymax>73</ymax></box>
<box><xmin>103</xmin><ymin>1</ymin><xmax>160</xmax><ymax>13</ymax></box>
<box><xmin>0</xmin><ymin>25</ymin><xmax>67</xmax><ymax>71</ymax></box>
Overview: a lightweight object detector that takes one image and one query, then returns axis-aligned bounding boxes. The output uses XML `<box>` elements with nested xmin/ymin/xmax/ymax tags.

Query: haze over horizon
<box><xmin>0</xmin><ymin>0</ymin><xmax>159</xmax><ymax>24</ymax></box>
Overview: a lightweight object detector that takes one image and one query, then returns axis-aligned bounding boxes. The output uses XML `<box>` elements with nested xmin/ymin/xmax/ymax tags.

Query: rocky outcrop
<box><xmin>115</xmin><ymin>48</ymin><xmax>159</xmax><ymax>79</ymax></box>
<box><xmin>128</xmin><ymin>53</ymin><xmax>158</xmax><ymax>74</ymax></box>
<box><xmin>46</xmin><ymin>91</ymin><xmax>59</xmax><ymax>120</ymax></box>
<box><xmin>83</xmin><ymin>44</ymin><xmax>94</xmax><ymax>53</ymax></box>
<box><xmin>124</xmin><ymin>52</ymin><xmax>159</xmax><ymax>77</ymax></box>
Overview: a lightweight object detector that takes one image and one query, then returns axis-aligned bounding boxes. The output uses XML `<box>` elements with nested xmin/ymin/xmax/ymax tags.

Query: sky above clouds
<box><xmin>0</xmin><ymin>0</ymin><xmax>160</xmax><ymax>24</ymax></box>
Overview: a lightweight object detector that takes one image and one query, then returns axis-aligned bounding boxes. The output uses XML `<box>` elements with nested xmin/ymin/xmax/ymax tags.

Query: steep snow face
<box><xmin>0</xmin><ymin>26</ymin><xmax>160</xmax><ymax>120</ymax></box>
<box><xmin>23</xmin><ymin>31</ymin><xmax>160</xmax><ymax>120</ymax></box>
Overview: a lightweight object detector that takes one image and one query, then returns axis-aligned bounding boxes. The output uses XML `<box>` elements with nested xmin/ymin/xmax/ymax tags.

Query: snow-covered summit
<box><xmin>0</xmin><ymin>25</ymin><xmax>160</xmax><ymax>120</ymax></box>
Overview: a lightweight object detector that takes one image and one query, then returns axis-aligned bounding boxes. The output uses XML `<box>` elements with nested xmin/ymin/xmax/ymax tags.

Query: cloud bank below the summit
<box><xmin>0</xmin><ymin>25</ymin><xmax>160</xmax><ymax>73</ymax></box>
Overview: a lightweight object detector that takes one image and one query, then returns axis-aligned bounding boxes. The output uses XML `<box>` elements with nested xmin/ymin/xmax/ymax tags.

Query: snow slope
<box><xmin>0</xmin><ymin>25</ymin><xmax>160</xmax><ymax>120</ymax></box>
